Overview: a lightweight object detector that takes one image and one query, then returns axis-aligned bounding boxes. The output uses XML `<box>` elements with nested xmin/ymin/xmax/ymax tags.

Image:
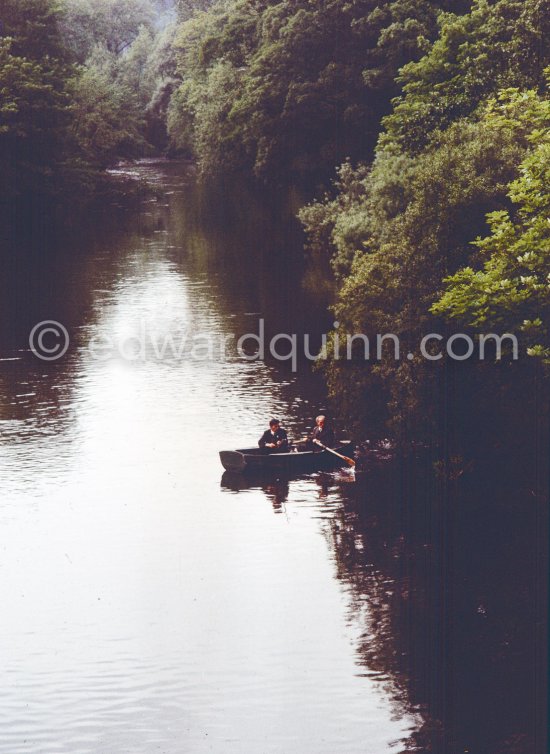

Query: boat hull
<box><xmin>219</xmin><ymin>442</ymin><xmax>355</xmax><ymax>474</ymax></box>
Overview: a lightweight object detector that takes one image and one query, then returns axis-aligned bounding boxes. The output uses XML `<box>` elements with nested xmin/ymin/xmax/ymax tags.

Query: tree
<box><xmin>0</xmin><ymin>0</ymin><xmax>74</xmax><ymax>200</ymax></box>
<box><xmin>60</xmin><ymin>0</ymin><xmax>155</xmax><ymax>62</ymax></box>
<box><xmin>0</xmin><ymin>0</ymin><xmax>71</xmax><ymax>60</ymax></box>
<box><xmin>310</xmin><ymin>117</ymin><xmax>526</xmax><ymax>435</ymax></box>
<box><xmin>296</xmin><ymin>0</ymin><xmax>549</xmax><ymax>438</ymax></box>
<box><xmin>70</xmin><ymin>49</ymin><xmax>148</xmax><ymax>167</ymax></box>
<box><xmin>432</xmin><ymin>86</ymin><xmax>550</xmax><ymax>361</ymax></box>
<box><xmin>382</xmin><ymin>0</ymin><xmax>550</xmax><ymax>153</ymax></box>
<box><xmin>61</xmin><ymin>1</ymin><xmax>180</xmax><ymax>160</ymax></box>
<box><xmin>167</xmin><ymin>0</ymin><xmax>453</xmax><ymax>183</ymax></box>
<box><xmin>175</xmin><ymin>0</ymin><xmax>215</xmax><ymax>21</ymax></box>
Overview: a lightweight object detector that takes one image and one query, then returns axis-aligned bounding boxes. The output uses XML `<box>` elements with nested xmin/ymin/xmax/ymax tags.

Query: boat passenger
<box><xmin>308</xmin><ymin>415</ymin><xmax>335</xmax><ymax>449</ymax></box>
<box><xmin>258</xmin><ymin>419</ymin><xmax>289</xmax><ymax>453</ymax></box>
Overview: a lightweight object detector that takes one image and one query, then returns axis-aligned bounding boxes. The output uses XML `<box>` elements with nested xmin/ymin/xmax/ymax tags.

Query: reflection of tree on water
<box><xmin>321</xmin><ymin>457</ymin><xmax>548</xmax><ymax>754</ymax></box>
<box><xmin>221</xmin><ymin>449</ymin><xmax>547</xmax><ymax>754</ymax></box>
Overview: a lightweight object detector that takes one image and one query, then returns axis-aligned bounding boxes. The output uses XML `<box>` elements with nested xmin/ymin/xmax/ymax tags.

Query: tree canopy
<box><xmin>167</xmin><ymin>0</ymin><xmax>460</xmax><ymax>183</ymax></box>
<box><xmin>0</xmin><ymin>0</ymin><xmax>75</xmax><ymax>200</ymax></box>
<box><xmin>432</xmin><ymin>85</ymin><xmax>550</xmax><ymax>361</ymax></box>
<box><xmin>0</xmin><ymin>0</ymin><xmax>182</xmax><ymax>206</ymax></box>
<box><xmin>298</xmin><ymin>0</ymin><xmax>549</xmax><ymax>438</ymax></box>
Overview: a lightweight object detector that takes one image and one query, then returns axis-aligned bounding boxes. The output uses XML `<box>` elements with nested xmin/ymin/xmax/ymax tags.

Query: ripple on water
<box><xmin>0</xmin><ymin>161</ymin><xmax>418</xmax><ymax>754</ymax></box>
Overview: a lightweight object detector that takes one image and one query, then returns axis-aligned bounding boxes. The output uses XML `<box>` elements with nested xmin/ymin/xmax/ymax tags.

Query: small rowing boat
<box><xmin>219</xmin><ymin>441</ymin><xmax>355</xmax><ymax>474</ymax></box>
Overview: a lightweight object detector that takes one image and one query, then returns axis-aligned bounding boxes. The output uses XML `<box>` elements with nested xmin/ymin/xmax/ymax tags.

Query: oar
<box><xmin>313</xmin><ymin>439</ymin><xmax>355</xmax><ymax>467</ymax></box>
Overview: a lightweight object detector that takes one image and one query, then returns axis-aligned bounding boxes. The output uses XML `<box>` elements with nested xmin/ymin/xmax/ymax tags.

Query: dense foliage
<box><xmin>432</xmin><ymin>87</ymin><xmax>550</xmax><ymax>361</ymax></box>
<box><xmin>0</xmin><ymin>0</ymin><xmax>75</xmax><ymax>201</ymax></box>
<box><xmin>167</xmin><ymin>0</ymin><xmax>465</xmax><ymax>183</ymax></box>
<box><xmin>0</xmin><ymin>0</ymin><xmax>181</xmax><ymax>208</ymax></box>
<box><xmin>299</xmin><ymin>0</ymin><xmax>549</xmax><ymax>440</ymax></box>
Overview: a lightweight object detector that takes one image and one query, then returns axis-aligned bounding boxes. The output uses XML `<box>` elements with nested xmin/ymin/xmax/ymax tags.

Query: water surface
<box><xmin>0</xmin><ymin>163</ymin><xmax>419</xmax><ymax>753</ymax></box>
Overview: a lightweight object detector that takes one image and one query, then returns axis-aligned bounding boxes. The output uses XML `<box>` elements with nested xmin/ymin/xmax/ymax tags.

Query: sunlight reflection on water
<box><xmin>0</xmin><ymin>163</ymin><xmax>417</xmax><ymax>754</ymax></box>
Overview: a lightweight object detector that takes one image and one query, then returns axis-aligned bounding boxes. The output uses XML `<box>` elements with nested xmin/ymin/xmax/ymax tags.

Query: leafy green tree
<box><xmin>70</xmin><ymin>49</ymin><xmax>148</xmax><ymax>167</ymax></box>
<box><xmin>119</xmin><ymin>25</ymin><xmax>157</xmax><ymax>105</ymax></box>
<box><xmin>62</xmin><ymin>0</ymin><xmax>181</xmax><ymax>160</ymax></box>
<box><xmin>300</xmin><ymin>80</ymin><xmax>546</xmax><ymax>436</ymax></box>
<box><xmin>60</xmin><ymin>0</ymin><xmax>155</xmax><ymax>63</ymax></box>
<box><xmin>0</xmin><ymin>0</ymin><xmax>74</xmax><ymax>199</ymax></box>
<box><xmin>318</xmin><ymin>120</ymin><xmax>525</xmax><ymax>435</ymax></box>
<box><xmin>296</xmin><ymin>0</ymin><xmax>549</xmax><ymax>439</ymax></box>
<box><xmin>142</xmin><ymin>21</ymin><xmax>180</xmax><ymax>147</ymax></box>
<box><xmin>0</xmin><ymin>0</ymin><xmax>71</xmax><ymax>60</ymax></box>
<box><xmin>112</xmin><ymin>20</ymin><xmax>181</xmax><ymax>149</ymax></box>
<box><xmin>168</xmin><ymin>0</ymin><xmax>454</xmax><ymax>183</ymax></box>
<box><xmin>175</xmin><ymin>0</ymin><xmax>215</xmax><ymax>21</ymax></box>
<box><xmin>382</xmin><ymin>0</ymin><xmax>550</xmax><ymax>153</ymax></box>
<box><xmin>432</xmin><ymin>86</ymin><xmax>550</xmax><ymax>361</ymax></box>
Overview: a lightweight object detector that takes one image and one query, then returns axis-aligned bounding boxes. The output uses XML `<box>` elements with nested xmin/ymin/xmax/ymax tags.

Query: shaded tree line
<box><xmin>297</xmin><ymin>0</ymin><xmax>549</xmax><ymax>449</ymax></box>
<box><xmin>167</xmin><ymin>0</ymin><xmax>469</xmax><ymax>184</ymax></box>
<box><xmin>0</xmin><ymin>0</ymin><xmax>203</xmax><ymax>212</ymax></box>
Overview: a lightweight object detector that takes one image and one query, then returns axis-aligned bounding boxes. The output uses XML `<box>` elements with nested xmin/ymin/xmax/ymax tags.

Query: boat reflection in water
<box><xmin>221</xmin><ymin>471</ymin><xmax>291</xmax><ymax>511</ymax></box>
<box><xmin>221</xmin><ymin>467</ymin><xmax>358</xmax><ymax>512</ymax></box>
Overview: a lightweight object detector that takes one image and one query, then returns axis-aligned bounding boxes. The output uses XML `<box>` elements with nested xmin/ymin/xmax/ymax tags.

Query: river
<box><xmin>0</xmin><ymin>161</ymin><xmax>546</xmax><ymax>754</ymax></box>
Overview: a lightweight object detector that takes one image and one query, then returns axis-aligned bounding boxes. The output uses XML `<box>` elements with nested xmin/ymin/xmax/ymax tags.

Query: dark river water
<box><xmin>0</xmin><ymin>162</ymin><xmax>546</xmax><ymax>753</ymax></box>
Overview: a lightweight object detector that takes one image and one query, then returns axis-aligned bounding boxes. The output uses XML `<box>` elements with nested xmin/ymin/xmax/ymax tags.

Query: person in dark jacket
<box><xmin>259</xmin><ymin>419</ymin><xmax>289</xmax><ymax>453</ymax></box>
<box><xmin>308</xmin><ymin>415</ymin><xmax>335</xmax><ymax>449</ymax></box>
